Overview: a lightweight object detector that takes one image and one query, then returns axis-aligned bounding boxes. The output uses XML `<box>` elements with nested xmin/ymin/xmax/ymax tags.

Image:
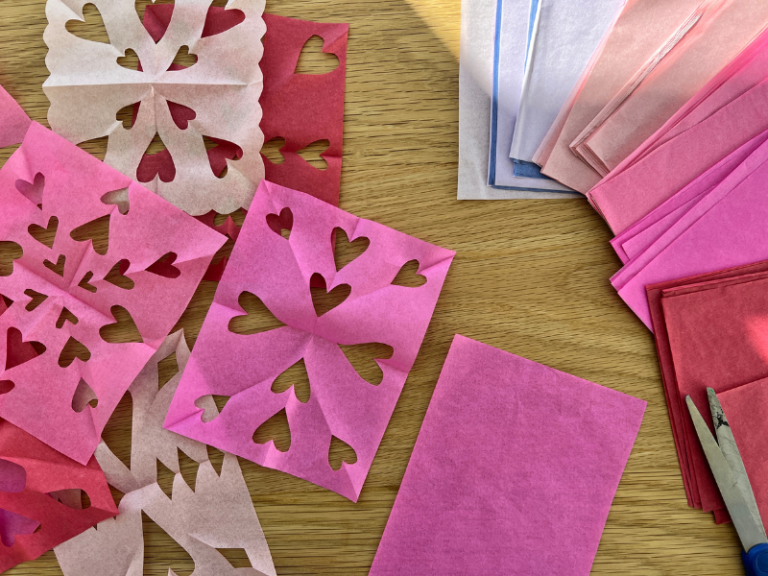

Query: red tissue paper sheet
<box><xmin>0</xmin><ymin>418</ymin><xmax>116</xmax><ymax>573</ymax></box>
<box><xmin>648</xmin><ymin>259</ymin><xmax>768</xmax><ymax>523</ymax></box>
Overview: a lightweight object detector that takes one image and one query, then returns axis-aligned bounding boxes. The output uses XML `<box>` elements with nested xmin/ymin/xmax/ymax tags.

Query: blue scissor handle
<box><xmin>743</xmin><ymin>543</ymin><xmax>768</xmax><ymax>575</ymax></box>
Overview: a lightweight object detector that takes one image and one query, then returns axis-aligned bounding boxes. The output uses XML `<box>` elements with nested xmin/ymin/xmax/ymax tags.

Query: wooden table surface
<box><xmin>0</xmin><ymin>0</ymin><xmax>747</xmax><ymax>574</ymax></box>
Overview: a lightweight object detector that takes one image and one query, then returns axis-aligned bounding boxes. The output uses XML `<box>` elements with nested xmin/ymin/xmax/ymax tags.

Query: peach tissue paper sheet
<box><xmin>0</xmin><ymin>121</ymin><xmax>225</xmax><ymax>465</ymax></box>
<box><xmin>55</xmin><ymin>330</ymin><xmax>276</xmax><ymax>576</ymax></box>
<box><xmin>369</xmin><ymin>335</ymin><xmax>646</xmax><ymax>576</ymax></box>
<box><xmin>43</xmin><ymin>0</ymin><xmax>266</xmax><ymax>216</ymax></box>
<box><xmin>164</xmin><ymin>180</ymin><xmax>455</xmax><ymax>501</ymax></box>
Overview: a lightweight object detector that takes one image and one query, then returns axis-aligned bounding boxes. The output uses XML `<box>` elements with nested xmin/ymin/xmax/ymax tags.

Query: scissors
<box><xmin>687</xmin><ymin>388</ymin><xmax>768</xmax><ymax>575</ymax></box>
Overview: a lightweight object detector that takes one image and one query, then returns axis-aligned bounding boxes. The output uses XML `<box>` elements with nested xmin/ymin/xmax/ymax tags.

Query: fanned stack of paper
<box><xmin>647</xmin><ymin>260</ymin><xmax>768</xmax><ymax>523</ymax></box>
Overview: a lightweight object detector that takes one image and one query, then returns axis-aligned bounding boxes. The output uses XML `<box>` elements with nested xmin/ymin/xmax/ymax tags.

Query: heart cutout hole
<box><xmin>58</xmin><ymin>336</ymin><xmax>91</xmax><ymax>368</ymax></box>
<box><xmin>23</xmin><ymin>289</ymin><xmax>48</xmax><ymax>312</ymax></box>
<box><xmin>137</xmin><ymin>133</ymin><xmax>176</xmax><ymax>183</ymax></box>
<box><xmin>28</xmin><ymin>216</ymin><xmax>58</xmax><ymax>249</ymax></box>
<box><xmin>329</xmin><ymin>436</ymin><xmax>357</xmax><ymax>471</ymax></box>
<box><xmin>105</xmin><ymin>259</ymin><xmax>134</xmax><ymax>290</ymax></box>
<box><xmin>0</xmin><ymin>242</ymin><xmax>22</xmax><ymax>277</ymax></box>
<box><xmin>266</xmin><ymin>208</ymin><xmax>293</xmax><ymax>241</ymax></box>
<box><xmin>194</xmin><ymin>394</ymin><xmax>231</xmax><ymax>423</ymax></box>
<box><xmin>271</xmin><ymin>359</ymin><xmax>310</xmax><ymax>403</ymax></box>
<box><xmin>117</xmin><ymin>49</ymin><xmax>140</xmax><ymax>71</ymax></box>
<box><xmin>333</xmin><ymin>228</ymin><xmax>369</xmax><ymax>271</ymax></box>
<box><xmin>70</xmin><ymin>215</ymin><xmax>111</xmax><ymax>256</ymax></box>
<box><xmin>100</xmin><ymin>305</ymin><xmax>143</xmax><ymax>344</ymax></box>
<box><xmin>71</xmin><ymin>378</ymin><xmax>98</xmax><ymax>413</ymax></box>
<box><xmin>229</xmin><ymin>292</ymin><xmax>285</xmax><ymax>335</ymax></box>
<box><xmin>295</xmin><ymin>35</ymin><xmax>340</xmax><ymax>75</ymax></box>
<box><xmin>146</xmin><ymin>252</ymin><xmax>181</xmax><ymax>279</ymax></box>
<box><xmin>203</xmin><ymin>136</ymin><xmax>242</xmax><ymax>179</ymax></box>
<box><xmin>44</xmin><ymin>255</ymin><xmax>66</xmax><ymax>277</ymax></box>
<box><xmin>391</xmin><ymin>260</ymin><xmax>427</xmax><ymax>288</ymax></box>
<box><xmin>253</xmin><ymin>409</ymin><xmax>291</xmax><ymax>453</ymax></box>
<box><xmin>169</xmin><ymin>45</ymin><xmax>198</xmax><ymax>69</ymax></box>
<box><xmin>261</xmin><ymin>137</ymin><xmax>286</xmax><ymax>165</ymax></box>
<box><xmin>339</xmin><ymin>342</ymin><xmax>394</xmax><ymax>386</ymax></box>
<box><xmin>78</xmin><ymin>271</ymin><xmax>97</xmax><ymax>293</ymax></box>
<box><xmin>5</xmin><ymin>327</ymin><xmax>46</xmax><ymax>371</ymax></box>
<box><xmin>101</xmin><ymin>188</ymin><xmax>130</xmax><ymax>215</ymax></box>
<box><xmin>65</xmin><ymin>3</ymin><xmax>110</xmax><ymax>44</ymax></box>
<box><xmin>56</xmin><ymin>307</ymin><xmax>79</xmax><ymax>329</ymax></box>
<box><xmin>310</xmin><ymin>273</ymin><xmax>350</xmax><ymax>317</ymax></box>
<box><xmin>297</xmin><ymin>139</ymin><xmax>330</xmax><ymax>171</ymax></box>
<box><xmin>203</xmin><ymin>0</ymin><xmax>246</xmax><ymax>37</ymax></box>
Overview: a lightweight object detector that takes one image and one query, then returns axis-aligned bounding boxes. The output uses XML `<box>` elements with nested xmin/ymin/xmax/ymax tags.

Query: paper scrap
<box><xmin>459</xmin><ymin>0</ymin><xmax>579</xmax><ymax>198</ymax></box>
<box><xmin>141</xmin><ymin>8</ymin><xmax>348</xmax><ymax>210</ymax></box>
<box><xmin>55</xmin><ymin>330</ymin><xmax>276</xmax><ymax>576</ymax></box>
<box><xmin>164</xmin><ymin>180</ymin><xmax>455</xmax><ymax>501</ymax></box>
<box><xmin>369</xmin><ymin>335</ymin><xmax>646</xmax><ymax>575</ymax></box>
<box><xmin>0</xmin><ymin>418</ymin><xmax>117</xmax><ymax>573</ymax></box>
<box><xmin>0</xmin><ymin>121</ymin><xmax>225</xmax><ymax>464</ymax></box>
<box><xmin>43</xmin><ymin>0</ymin><xmax>266</xmax><ymax>216</ymax></box>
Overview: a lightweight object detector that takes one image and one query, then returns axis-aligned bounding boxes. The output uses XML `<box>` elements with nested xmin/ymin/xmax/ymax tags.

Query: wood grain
<box><xmin>0</xmin><ymin>0</ymin><xmax>746</xmax><ymax>574</ymax></box>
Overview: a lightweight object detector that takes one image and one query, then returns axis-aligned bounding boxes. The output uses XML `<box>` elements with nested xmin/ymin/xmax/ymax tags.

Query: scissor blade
<box><xmin>686</xmin><ymin>396</ymin><xmax>768</xmax><ymax>551</ymax></box>
<box><xmin>707</xmin><ymin>388</ymin><xmax>766</xmax><ymax>536</ymax></box>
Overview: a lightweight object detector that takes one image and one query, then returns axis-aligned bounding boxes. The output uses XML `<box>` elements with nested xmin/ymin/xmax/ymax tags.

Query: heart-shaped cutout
<box><xmin>28</xmin><ymin>217</ymin><xmax>58</xmax><ymax>249</ymax></box>
<box><xmin>146</xmin><ymin>252</ymin><xmax>181</xmax><ymax>279</ymax></box>
<box><xmin>77</xmin><ymin>271</ymin><xmax>97</xmax><ymax>293</ymax></box>
<box><xmin>194</xmin><ymin>394</ymin><xmax>231</xmax><ymax>423</ymax></box>
<box><xmin>0</xmin><ymin>508</ymin><xmax>39</xmax><ymax>547</ymax></box>
<box><xmin>266</xmin><ymin>208</ymin><xmax>293</xmax><ymax>240</ymax></box>
<box><xmin>310</xmin><ymin>273</ymin><xmax>350</xmax><ymax>317</ymax></box>
<box><xmin>167</xmin><ymin>101</ymin><xmax>196</xmax><ymax>130</ymax></box>
<box><xmin>168</xmin><ymin>45</ymin><xmax>198</xmax><ymax>70</ymax></box>
<box><xmin>65</xmin><ymin>2</ymin><xmax>110</xmax><ymax>44</ymax></box>
<box><xmin>261</xmin><ymin>137</ymin><xmax>286</xmax><ymax>165</ymax></box>
<box><xmin>253</xmin><ymin>409</ymin><xmax>291</xmax><ymax>453</ymax></box>
<box><xmin>99</xmin><ymin>306</ymin><xmax>143</xmax><ymax>344</ymax></box>
<box><xmin>23</xmin><ymin>289</ymin><xmax>48</xmax><ymax>312</ymax></box>
<box><xmin>137</xmin><ymin>133</ymin><xmax>176</xmax><ymax>183</ymax></box>
<box><xmin>70</xmin><ymin>215</ymin><xmax>110</xmax><ymax>256</ymax></box>
<box><xmin>297</xmin><ymin>139</ymin><xmax>330</xmax><ymax>171</ymax></box>
<box><xmin>0</xmin><ymin>458</ymin><xmax>27</xmax><ymax>493</ymax></box>
<box><xmin>0</xmin><ymin>242</ymin><xmax>23</xmax><ymax>278</ymax></box>
<box><xmin>391</xmin><ymin>259</ymin><xmax>427</xmax><ymax>288</ymax></box>
<box><xmin>15</xmin><ymin>173</ymin><xmax>45</xmax><ymax>209</ymax></box>
<box><xmin>228</xmin><ymin>292</ymin><xmax>285</xmax><ymax>335</ymax></box>
<box><xmin>58</xmin><ymin>337</ymin><xmax>91</xmax><ymax>368</ymax></box>
<box><xmin>271</xmin><ymin>359</ymin><xmax>311</xmax><ymax>403</ymax></box>
<box><xmin>56</xmin><ymin>307</ymin><xmax>79</xmax><ymax>329</ymax></box>
<box><xmin>203</xmin><ymin>136</ymin><xmax>242</xmax><ymax>179</ymax></box>
<box><xmin>44</xmin><ymin>254</ymin><xmax>66</xmax><ymax>277</ymax></box>
<box><xmin>333</xmin><ymin>228</ymin><xmax>370</xmax><ymax>271</ymax></box>
<box><xmin>105</xmin><ymin>259</ymin><xmax>135</xmax><ymax>290</ymax></box>
<box><xmin>101</xmin><ymin>188</ymin><xmax>130</xmax><ymax>215</ymax></box>
<box><xmin>202</xmin><ymin>2</ymin><xmax>245</xmax><ymax>37</ymax></box>
<box><xmin>295</xmin><ymin>35</ymin><xmax>340</xmax><ymax>75</ymax></box>
<box><xmin>328</xmin><ymin>436</ymin><xmax>357</xmax><ymax>471</ymax></box>
<box><xmin>338</xmin><ymin>342</ymin><xmax>394</xmax><ymax>386</ymax></box>
<box><xmin>116</xmin><ymin>48</ymin><xmax>140</xmax><ymax>71</ymax></box>
<box><xmin>5</xmin><ymin>327</ymin><xmax>45</xmax><ymax>371</ymax></box>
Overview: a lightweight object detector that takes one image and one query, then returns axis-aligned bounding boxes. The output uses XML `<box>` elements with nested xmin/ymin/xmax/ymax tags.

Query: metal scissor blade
<box><xmin>707</xmin><ymin>388</ymin><xmax>765</xmax><ymax>535</ymax></box>
<box><xmin>686</xmin><ymin>396</ymin><xmax>768</xmax><ymax>551</ymax></box>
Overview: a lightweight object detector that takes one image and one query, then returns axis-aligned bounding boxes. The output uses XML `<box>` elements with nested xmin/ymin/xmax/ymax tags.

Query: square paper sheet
<box><xmin>164</xmin><ymin>180</ymin><xmax>454</xmax><ymax>501</ymax></box>
<box><xmin>370</xmin><ymin>335</ymin><xmax>646</xmax><ymax>576</ymax></box>
<box><xmin>0</xmin><ymin>121</ymin><xmax>225</xmax><ymax>465</ymax></box>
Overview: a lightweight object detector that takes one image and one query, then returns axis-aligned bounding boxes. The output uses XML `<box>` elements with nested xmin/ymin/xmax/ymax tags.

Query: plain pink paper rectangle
<box><xmin>370</xmin><ymin>335</ymin><xmax>646</xmax><ymax>576</ymax></box>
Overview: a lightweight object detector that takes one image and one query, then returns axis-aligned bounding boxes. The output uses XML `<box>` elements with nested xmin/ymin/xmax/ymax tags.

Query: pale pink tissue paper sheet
<box><xmin>0</xmin><ymin>122</ymin><xmax>225</xmax><ymax>464</ymax></box>
<box><xmin>610</xmin><ymin>128</ymin><xmax>768</xmax><ymax>263</ymax></box>
<box><xmin>536</xmin><ymin>0</ymin><xmax>706</xmax><ymax>193</ymax></box>
<box><xmin>43</xmin><ymin>0</ymin><xmax>266</xmax><ymax>216</ymax></box>
<box><xmin>164</xmin><ymin>180</ymin><xmax>455</xmax><ymax>501</ymax></box>
<box><xmin>612</xmin><ymin>135</ymin><xmax>768</xmax><ymax>329</ymax></box>
<box><xmin>369</xmin><ymin>335</ymin><xmax>646</xmax><ymax>576</ymax></box>
<box><xmin>576</xmin><ymin>0</ymin><xmax>768</xmax><ymax>177</ymax></box>
<box><xmin>588</xmin><ymin>40</ymin><xmax>768</xmax><ymax>235</ymax></box>
<box><xmin>55</xmin><ymin>330</ymin><xmax>276</xmax><ymax>576</ymax></box>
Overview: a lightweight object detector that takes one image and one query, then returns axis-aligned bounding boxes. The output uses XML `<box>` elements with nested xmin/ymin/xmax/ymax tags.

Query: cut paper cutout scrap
<box><xmin>647</xmin><ymin>260</ymin><xmax>768</xmax><ymax>522</ymax></box>
<box><xmin>43</xmin><ymin>0</ymin><xmax>267</xmax><ymax>216</ymax></box>
<box><xmin>369</xmin><ymin>335</ymin><xmax>646</xmax><ymax>575</ymax></box>
<box><xmin>0</xmin><ymin>418</ymin><xmax>116</xmax><ymax>573</ymax></box>
<box><xmin>164</xmin><ymin>181</ymin><xmax>455</xmax><ymax>501</ymax></box>
<box><xmin>55</xmin><ymin>330</ymin><xmax>277</xmax><ymax>576</ymax></box>
<box><xmin>0</xmin><ymin>120</ymin><xmax>225</xmax><ymax>464</ymax></box>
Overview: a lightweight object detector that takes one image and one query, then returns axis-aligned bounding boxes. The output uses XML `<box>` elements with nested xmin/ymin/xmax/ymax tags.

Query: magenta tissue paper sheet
<box><xmin>165</xmin><ymin>180</ymin><xmax>455</xmax><ymax>501</ymax></box>
<box><xmin>370</xmin><ymin>335</ymin><xmax>646</xmax><ymax>576</ymax></box>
